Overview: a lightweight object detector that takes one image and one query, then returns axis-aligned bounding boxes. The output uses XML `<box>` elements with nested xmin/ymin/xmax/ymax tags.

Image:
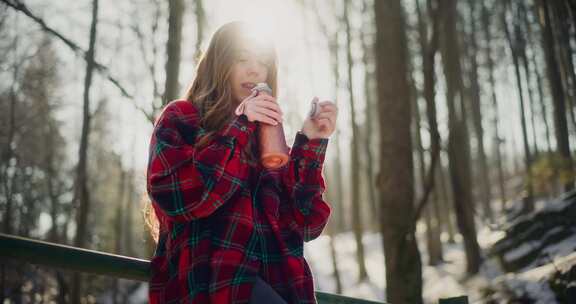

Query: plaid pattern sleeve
<box><xmin>279</xmin><ymin>131</ymin><xmax>331</xmax><ymax>242</ymax></box>
<box><xmin>146</xmin><ymin>100</ymin><xmax>257</xmax><ymax>222</ymax></box>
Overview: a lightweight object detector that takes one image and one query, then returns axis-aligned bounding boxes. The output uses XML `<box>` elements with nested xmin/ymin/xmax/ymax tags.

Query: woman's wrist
<box><xmin>299</xmin><ymin>130</ymin><xmax>328</xmax><ymax>140</ymax></box>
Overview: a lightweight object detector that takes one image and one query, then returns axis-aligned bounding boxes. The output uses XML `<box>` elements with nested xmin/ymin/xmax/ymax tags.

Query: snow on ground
<box><xmin>303</xmin><ymin>193</ymin><xmax>576</xmax><ymax>304</ymax></box>
<box><xmin>304</xmin><ymin>226</ymin><xmax>507</xmax><ymax>303</ymax></box>
<box><xmin>305</xmin><ymin>232</ymin><xmax>387</xmax><ymax>302</ymax></box>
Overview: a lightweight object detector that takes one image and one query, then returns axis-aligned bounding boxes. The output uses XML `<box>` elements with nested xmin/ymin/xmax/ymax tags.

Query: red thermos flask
<box><xmin>253</xmin><ymin>83</ymin><xmax>289</xmax><ymax>169</ymax></box>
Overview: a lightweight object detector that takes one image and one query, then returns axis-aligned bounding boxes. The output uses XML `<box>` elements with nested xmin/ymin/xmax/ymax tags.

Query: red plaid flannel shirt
<box><xmin>146</xmin><ymin>100</ymin><xmax>331</xmax><ymax>303</ymax></box>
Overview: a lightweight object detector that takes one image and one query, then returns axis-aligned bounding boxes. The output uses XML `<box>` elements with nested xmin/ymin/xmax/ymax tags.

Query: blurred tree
<box><xmin>71</xmin><ymin>0</ymin><xmax>99</xmax><ymax>301</ymax></box>
<box><xmin>463</xmin><ymin>0</ymin><xmax>493</xmax><ymax>221</ymax></box>
<box><xmin>480</xmin><ymin>0</ymin><xmax>507</xmax><ymax>207</ymax></box>
<box><xmin>343</xmin><ymin>0</ymin><xmax>369</xmax><ymax>283</ymax></box>
<box><xmin>374</xmin><ymin>0</ymin><xmax>423</xmax><ymax>302</ymax></box>
<box><xmin>310</xmin><ymin>0</ymin><xmax>347</xmax><ymax>234</ymax></box>
<box><xmin>414</xmin><ymin>0</ymin><xmax>444</xmax><ymax>264</ymax></box>
<box><xmin>439</xmin><ymin>0</ymin><xmax>482</xmax><ymax>274</ymax></box>
<box><xmin>163</xmin><ymin>0</ymin><xmax>184</xmax><ymax>104</ymax></box>
<box><xmin>323</xmin><ymin>167</ymin><xmax>343</xmax><ymax>294</ymax></box>
<box><xmin>0</xmin><ymin>30</ymin><xmax>70</xmax><ymax>302</ymax></box>
<box><xmin>360</xmin><ymin>0</ymin><xmax>380</xmax><ymax>231</ymax></box>
<box><xmin>502</xmin><ymin>0</ymin><xmax>535</xmax><ymax>212</ymax></box>
<box><xmin>536</xmin><ymin>0</ymin><xmax>574</xmax><ymax>192</ymax></box>
<box><xmin>194</xmin><ymin>0</ymin><xmax>206</xmax><ymax>64</ymax></box>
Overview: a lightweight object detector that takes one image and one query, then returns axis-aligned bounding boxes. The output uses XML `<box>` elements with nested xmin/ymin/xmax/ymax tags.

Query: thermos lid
<box><xmin>252</xmin><ymin>83</ymin><xmax>272</xmax><ymax>95</ymax></box>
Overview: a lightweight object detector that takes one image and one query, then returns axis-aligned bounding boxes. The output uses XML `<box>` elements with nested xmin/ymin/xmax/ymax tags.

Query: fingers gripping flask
<box><xmin>252</xmin><ymin>83</ymin><xmax>289</xmax><ymax>169</ymax></box>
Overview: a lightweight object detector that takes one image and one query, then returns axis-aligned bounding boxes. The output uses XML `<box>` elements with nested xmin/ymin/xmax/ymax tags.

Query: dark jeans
<box><xmin>249</xmin><ymin>276</ymin><xmax>287</xmax><ymax>304</ymax></box>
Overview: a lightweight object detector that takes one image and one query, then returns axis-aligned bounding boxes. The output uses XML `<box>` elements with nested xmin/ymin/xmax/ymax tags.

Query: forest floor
<box><xmin>305</xmin><ymin>191</ymin><xmax>576</xmax><ymax>304</ymax></box>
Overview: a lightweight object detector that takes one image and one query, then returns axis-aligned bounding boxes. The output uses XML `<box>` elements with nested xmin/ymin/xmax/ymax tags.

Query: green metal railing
<box><xmin>0</xmin><ymin>233</ymin><xmax>467</xmax><ymax>304</ymax></box>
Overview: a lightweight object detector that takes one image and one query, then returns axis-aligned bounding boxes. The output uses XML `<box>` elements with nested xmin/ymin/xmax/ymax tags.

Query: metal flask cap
<box><xmin>252</xmin><ymin>83</ymin><xmax>272</xmax><ymax>95</ymax></box>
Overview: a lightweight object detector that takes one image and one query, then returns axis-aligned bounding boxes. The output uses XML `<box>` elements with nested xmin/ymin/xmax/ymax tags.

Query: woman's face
<box><xmin>229</xmin><ymin>48</ymin><xmax>270</xmax><ymax>104</ymax></box>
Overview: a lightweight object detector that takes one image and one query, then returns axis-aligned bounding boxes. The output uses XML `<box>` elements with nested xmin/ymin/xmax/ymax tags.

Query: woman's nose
<box><xmin>246</xmin><ymin>60</ymin><xmax>261</xmax><ymax>77</ymax></box>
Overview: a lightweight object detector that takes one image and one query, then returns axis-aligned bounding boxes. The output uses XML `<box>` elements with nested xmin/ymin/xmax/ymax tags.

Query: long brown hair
<box><xmin>144</xmin><ymin>21</ymin><xmax>278</xmax><ymax>244</ymax></box>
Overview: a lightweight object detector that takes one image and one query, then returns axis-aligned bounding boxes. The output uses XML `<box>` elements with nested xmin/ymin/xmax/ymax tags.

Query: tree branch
<box><xmin>1</xmin><ymin>0</ymin><xmax>156</xmax><ymax>123</ymax></box>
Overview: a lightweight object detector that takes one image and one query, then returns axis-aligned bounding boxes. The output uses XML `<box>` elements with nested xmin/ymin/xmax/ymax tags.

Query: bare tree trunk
<box><xmin>516</xmin><ymin>3</ymin><xmax>541</xmax><ymax>160</ymax></box>
<box><xmin>343</xmin><ymin>0</ymin><xmax>368</xmax><ymax>282</ymax></box>
<box><xmin>412</xmin><ymin>0</ymin><xmax>443</xmax><ymax>262</ymax></box>
<box><xmin>537</xmin><ymin>0</ymin><xmax>575</xmax><ymax>192</ymax></box>
<box><xmin>71</xmin><ymin>0</ymin><xmax>98</xmax><ymax>301</ymax></box>
<box><xmin>374</xmin><ymin>1</ymin><xmax>423</xmax><ymax>302</ymax></box>
<box><xmin>523</xmin><ymin>9</ymin><xmax>553</xmax><ymax>154</ymax></box>
<box><xmin>44</xmin><ymin>119</ymin><xmax>68</xmax><ymax>304</ymax></box>
<box><xmin>502</xmin><ymin>0</ymin><xmax>534</xmax><ymax>212</ymax></box>
<box><xmin>412</xmin><ymin>77</ymin><xmax>443</xmax><ymax>265</ymax></box>
<box><xmin>514</xmin><ymin>3</ymin><xmax>541</xmax><ymax>159</ymax></box>
<box><xmin>331</xmin><ymin>137</ymin><xmax>346</xmax><ymax>233</ymax></box>
<box><xmin>124</xmin><ymin>138</ymin><xmax>137</xmax><ymax>257</ymax></box>
<box><xmin>2</xmin><ymin>67</ymin><xmax>17</xmax><ymax>235</ymax></box>
<box><xmin>193</xmin><ymin>0</ymin><xmax>205</xmax><ymax>64</ymax></box>
<box><xmin>465</xmin><ymin>0</ymin><xmax>493</xmax><ymax>221</ymax></box>
<box><xmin>163</xmin><ymin>0</ymin><xmax>184</xmax><ymax>104</ymax></box>
<box><xmin>360</xmin><ymin>0</ymin><xmax>379</xmax><ymax>231</ymax></box>
<box><xmin>311</xmin><ymin>1</ymin><xmax>346</xmax><ymax>233</ymax></box>
<box><xmin>323</xmin><ymin>169</ymin><xmax>343</xmax><ymax>294</ymax></box>
<box><xmin>480</xmin><ymin>0</ymin><xmax>507</xmax><ymax>208</ymax></box>
<box><xmin>551</xmin><ymin>1</ymin><xmax>576</xmax><ymax>133</ymax></box>
<box><xmin>439</xmin><ymin>0</ymin><xmax>482</xmax><ymax>275</ymax></box>
<box><xmin>437</xmin><ymin>157</ymin><xmax>456</xmax><ymax>243</ymax></box>
<box><xmin>112</xmin><ymin>168</ymin><xmax>126</xmax><ymax>304</ymax></box>
<box><xmin>331</xmin><ymin>40</ymin><xmax>347</xmax><ymax>234</ymax></box>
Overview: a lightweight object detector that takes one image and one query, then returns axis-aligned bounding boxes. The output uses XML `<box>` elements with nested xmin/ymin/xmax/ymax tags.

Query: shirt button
<box><xmin>241</xmin><ymin>126</ymin><xmax>247</xmax><ymax>131</ymax></box>
<box><xmin>303</xmin><ymin>144</ymin><xmax>309</xmax><ymax>149</ymax></box>
<box><xmin>250</xmin><ymin>255</ymin><xmax>258</xmax><ymax>261</ymax></box>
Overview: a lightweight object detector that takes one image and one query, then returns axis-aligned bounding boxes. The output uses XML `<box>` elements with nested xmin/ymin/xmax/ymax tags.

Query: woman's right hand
<box><xmin>240</xmin><ymin>90</ymin><xmax>283</xmax><ymax>126</ymax></box>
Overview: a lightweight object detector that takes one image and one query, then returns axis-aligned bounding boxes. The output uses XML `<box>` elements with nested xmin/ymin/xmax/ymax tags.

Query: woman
<box><xmin>146</xmin><ymin>21</ymin><xmax>338</xmax><ymax>303</ymax></box>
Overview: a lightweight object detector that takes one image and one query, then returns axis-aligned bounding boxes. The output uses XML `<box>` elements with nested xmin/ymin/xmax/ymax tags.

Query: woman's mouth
<box><xmin>241</xmin><ymin>82</ymin><xmax>256</xmax><ymax>90</ymax></box>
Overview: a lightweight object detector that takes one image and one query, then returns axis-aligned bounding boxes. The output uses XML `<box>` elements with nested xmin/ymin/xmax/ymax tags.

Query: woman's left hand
<box><xmin>301</xmin><ymin>99</ymin><xmax>338</xmax><ymax>139</ymax></box>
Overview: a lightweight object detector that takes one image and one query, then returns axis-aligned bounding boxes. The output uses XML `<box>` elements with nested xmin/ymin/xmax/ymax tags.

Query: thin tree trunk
<box><xmin>112</xmin><ymin>168</ymin><xmax>126</xmax><ymax>304</ymax></box>
<box><xmin>343</xmin><ymin>0</ymin><xmax>368</xmax><ymax>282</ymax></box>
<box><xmin>360</xmin><ymin>0</ymin><xmax>379</xmax><ymax>231</ymax></box>
<box><xmin>323</xmin><ymin>169</ymin><xmax>343</xmax><ymax>294</ymax></box>
<box><xmin>551</xmin><ymin>1</ymin><xmax>576</xmax><ymax>133</ymax></box>
<box><xmin>124</xmin><ymin>139</ymin><xmax>137</xmax><ymax>257</ymax></box>
<box><xmin>193</xmin><ymin>0</ymin><xmax>205</xmax><ymax>64</ymax></box>
<box><xmin>412</xmin><ymin>73</ymin><xmax>443</xmax><ymax>265</ymax></box>
<box><xmin>327</xmin><ymin>222</ymin><xmax>342</xmax><ymax>294</ymax></box>
<box><xmin>328</xmin><ymin>27</ymin><xmax>346</xmax><ymax>233</ymax></box>
<box><xmin>332</xmin><ymin>138</ymin><xmax>345</xmax><ymax>233</ymax></box>
<box><xmin>315</xmin><ymin>10</ymin><xmax>346</xmax><ymax>233</ymax></box>
<box><xmin>439</xmin><ymin>0</ymin><xmax>482</xmax><ymax>275</ymax></box>
<box><xmin>523</xmin><ymin>9</ymin><xmax>553</xmax><ymax>154</ymax></box>
<box><xmin>537</xmin><ymin>0</ymin><xmax>575</xmax><ymax>192</ymax></box>
<box><xmin>514</xmin><ymin>5</ymin><xmax>541</xmax><ymax>159</ymax></box>
<box><xmin>2</xmin><ymin>80</ymin><xmax>16</xmax><ymax>236</ymax></box>
<box><xmin>465</xmin><ymin>0</ymin><xmax>493</xmax><ymax>221</ymax></box>
<box><xmin>437</xmin><ymin>157</ymin><xmax>456</xmax><ymax>243</ymax></box>
<box><xmin>374</xmin><ymin>0</ymin><xmax>423</xmax><ymax>302</ymax></box>
<box><xmin>481</xmin><ymin>0</ymin><xmax>507</xmax><ymax>208</ymax></box>
<box><xmin>502</xmin><ymin>0</ymin><xmax>534</xmax><ymax>211</ymax></box>
<box><xmin>71</xmin><ymin>0</ymin><xmax>98</xmax><ymax>302</ymax></box>
<box><xmin>2</xmin><ymin>32</ymin><xmax>20</xmax><ymax>236</ymax></box>
<box><xmin>163</xmin><ymin>0</ymin><xmax>184</xmax><ymax>103</ymax></box>
<box><xmin>413</xmin><ymin>0</ymin><xmax>443</xmax><ymax>263</ymax></box>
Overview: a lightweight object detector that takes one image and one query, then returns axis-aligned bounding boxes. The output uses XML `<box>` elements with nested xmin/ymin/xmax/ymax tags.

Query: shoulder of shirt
<box><xmin>155</xmin><ymin>99</ymin><xmax>201</xmax><ymax>126</ymax></box>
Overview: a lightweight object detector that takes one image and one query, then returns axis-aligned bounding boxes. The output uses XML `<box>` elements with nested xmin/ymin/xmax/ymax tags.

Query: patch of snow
<box><xmin>495</xmin><ymin>272</ymin><xmax>557</xmax><ymax>304</ymax></box>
